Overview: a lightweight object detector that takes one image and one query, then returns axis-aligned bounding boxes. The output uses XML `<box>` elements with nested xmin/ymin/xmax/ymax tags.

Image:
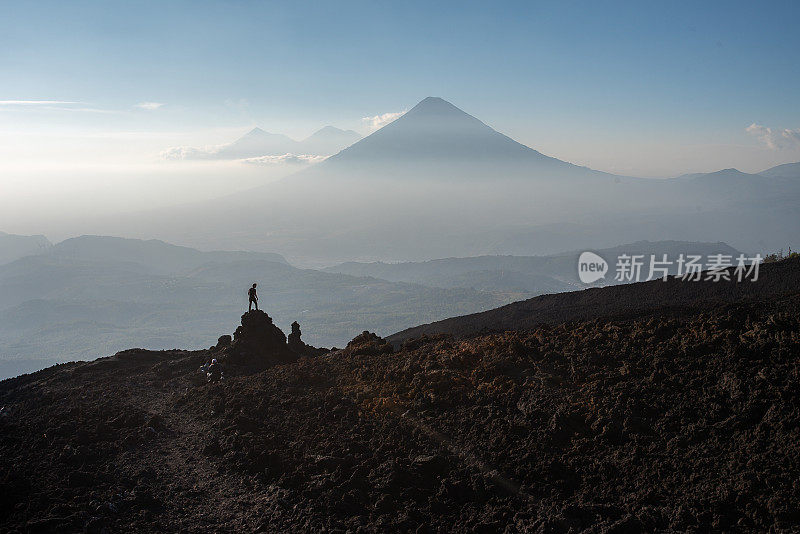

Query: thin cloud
<box><xmin>0</xmin><ymin>100</ymin><xmax>79</xmax><ymax>105</ymax></box>
<box><xmin>161</xmin><ymin>145</ymin><xmax>223</xmax><ymax>160</ymax></box>
<box><xmin>746</xmin><ymin>123</ymin><xmax>800</xmax><ymax>150</ymax></box>
<box><xmin>0</xmin><ymin>100</ymin><xmax>117</xmax><ymax>114</ymax></box>
<box><xmin>241</xmin><ymin>154</ymin><xmax>327</xmax><ymax>166</ymax></box>
<box><xmin>60</xmin><ymin>107</ymin><xmax>118</xmax><ymax>114</ymax></box>
<box><xmin>161</xmin><ymin>145</ymin><xmax>325</xmax><ymax>166</ymax></box>
<box><xmin>136</xmin><ymin>102</ymin><xmax>165</xmax><ymax>110</ymax></box>
<box><xmin>361</xmin><ymin>110</ymin><xmax>406</xmax><ymax>131</ymax></box>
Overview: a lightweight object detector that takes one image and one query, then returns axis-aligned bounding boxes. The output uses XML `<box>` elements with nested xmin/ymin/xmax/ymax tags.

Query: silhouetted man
<box><xmin>248</xmin><ymin>283</ymin><xmax>259</xmax><ymax>311</ymax></box>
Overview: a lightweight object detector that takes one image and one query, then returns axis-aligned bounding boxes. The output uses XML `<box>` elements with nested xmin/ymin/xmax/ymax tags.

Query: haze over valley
<box><xmin>1</xmin><ymin>233</ymin><xmax>749</xmax><ymax>379</ymax></box>
<box><xmin>2</xmin><ymin>95</ymin><xmax>799</xmax><ymax>377</ymax></box>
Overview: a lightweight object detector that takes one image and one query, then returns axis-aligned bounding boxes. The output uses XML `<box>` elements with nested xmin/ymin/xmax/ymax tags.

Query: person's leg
<box><xmin>249</xmin><ymin>299</ymin><xmax>253</xmax><ymax>311</ymax></box>
<box><xmin>255</xmin><ymin>299</ymin><xmax>259</xmax><ymax>310</ymax></box>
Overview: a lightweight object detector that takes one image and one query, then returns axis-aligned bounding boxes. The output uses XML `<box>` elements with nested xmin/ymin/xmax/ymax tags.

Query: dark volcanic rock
<box><xmin>344</xmin><ymin>331</ymin><xmax>393</xmax><ymax>356</ymax></box>
<box><xmin>229</xmin><ymin>310</ymin><xmax>294</xmax><ymax>367</ymax></box>
<box><xmin>1</xmin><ymin>259</ymin><xmax>799</xmax><ymax>531</ymax></box>
<box><xmin>288</xmin><ymin>321</ymin><xmax>328</xmax><ymax>357</ymax></box>
<box><xmin>287</xmin><ymin>321</ymin><xmax>303</xmax><ymax>352</ymax></box>
<box><xmin>389</xmin><ymin>256</ymin><xmax>800</xmax><ymax>345</ymax></box>
<box><xmin>215</xmin><ymin>335</ymin><xmax>231</xmax><ymax>350</ymax></box>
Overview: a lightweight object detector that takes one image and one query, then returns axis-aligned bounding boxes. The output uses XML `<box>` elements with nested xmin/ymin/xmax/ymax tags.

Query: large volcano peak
<box><xmin>321</xmin><ymin>96</ymin><xmax>558</xmax><ymax>168</ymax></box>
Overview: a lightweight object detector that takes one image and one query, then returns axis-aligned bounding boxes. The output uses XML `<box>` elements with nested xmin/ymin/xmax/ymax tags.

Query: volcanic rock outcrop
<box><xmin>228</xmin><ymin>310</ymin><xmax>294</xmax><ymax>367</ymax></box>
<box><xmin>287</xmin><ymin>321</ymin><xmax>327</xmax><ymax>357</ymax></box>
<box><xmin>223</xmin><ymin>311</ymin><xmax>328</xmax><ymax>368</ymax></box>
<box><xmin>343</xmin><ymin>330</ymin><xmax>394</xmax><ymax>356</ymax></box>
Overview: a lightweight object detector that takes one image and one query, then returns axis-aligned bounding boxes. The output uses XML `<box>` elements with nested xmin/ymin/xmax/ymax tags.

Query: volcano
<box><xmin>215</xmin><ymin>127</ymin><xmax>299</xmax><ymax>159</ymax></box>
<box><xmin>330</xmin><ymin>97</ymin><xmax>558</xmax><ymax>163</ymax></box>
<box><xmin>309</xmin><ymin>97</ymin><xmax>602</xmax><ymax>182</ymax></box>
<box><xmin>213</xmin><ymin>126</ymin><xmax>361</xmax><ymax>159</ymax></box>
<box><xmin>299</xmin><ymin>126</ymin><xmax>361</xmax><ymax>155</ymax></box>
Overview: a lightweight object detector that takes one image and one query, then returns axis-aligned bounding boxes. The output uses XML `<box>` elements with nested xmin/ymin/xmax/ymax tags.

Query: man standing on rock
<box><xmin>248</xmin><ymin>283</ymin><xmax>259</xmax><ymax>311</ymax></box>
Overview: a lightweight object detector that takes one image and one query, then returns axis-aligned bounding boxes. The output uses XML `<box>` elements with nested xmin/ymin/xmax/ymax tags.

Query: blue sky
<box><xmin>1</xmin><ymin>0</ymin><xmax>799</xmax><ymax>181</ymax></box>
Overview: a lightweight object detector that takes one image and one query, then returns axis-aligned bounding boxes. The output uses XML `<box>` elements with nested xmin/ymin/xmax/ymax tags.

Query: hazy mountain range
<box><xmin>0</xmin><ymin>235</ymin><xmax>515</xmax><ymax>378</ymax></box>
<box><xmin>0</xmin><ymin>232</ymin><xmax>51</xmax><ymax>265</ymax></box>
<box><xmin>325</xmin><ymin>240</ymin><xmax>743</xmax><ymax>293</ymax></box>
<box><xmin>388</xmin><ymin>254</ymin><xmax>800</xmax><ymax>345</ymax></box>
<box><xmin>0</xmin><ymin>234</ymin><xmax>741</xmax><ymax>378</ymax></box>
<box><xmin>2</xmin><ymin>97</ymin><xmax>797</xmax><ymax>377</ymax></box>
<box><xmin>88</xmin><ymin>96</ymin><xmax>798</xmax><ymax>264</ymax></box>
<box><xmin>163</xmin><ymin>125</ymin><xmax>362</xmax><ymax>160</ymax></box>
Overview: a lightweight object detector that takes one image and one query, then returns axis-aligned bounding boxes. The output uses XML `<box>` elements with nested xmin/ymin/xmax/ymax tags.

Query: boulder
<box><xmin>215</xmin><ymin>335</ymin><xmax>231</xmax><ymax>350</ymax></box>
<box><xmin>345</xmin><ymin>331</ymin><xmax>393</xmax><ymax>356</ymax></box>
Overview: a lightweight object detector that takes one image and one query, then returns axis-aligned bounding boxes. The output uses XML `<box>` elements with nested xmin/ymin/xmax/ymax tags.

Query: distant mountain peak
<box><xmin>306</xmin><ymin>125</ymin><xmax>360</xmax><ymax>138</ymax></box>
<box><xmin>301</xmin><ymin>126</ymin><xmax>361</xmax><ymax>154</ymax></box>
<box><xmin>213</xmin><ymin>126</ymin><xmax>359</xmax><ymax>159</ymax></box>
<box><xmin>313</xmin><ymin>125</ymin><xmax>339</xmax><ymax>134</ymax></box>
<box><xmin>242</xmin><ymin>127</ymin><xmax>289</xmax><ymax>139</ymax></box>
<box><xmin>408</xmin><ymin>96</ymin><xmax>463</xmax><ymax>113</ymax></box>
<box><xmin>315</xmin><ymin>125</ymin><xmax>347</xmax><ymax>134</ymax></box>
<box><xmin>399</xmin><ymin>97</ymin><xmax>482</xmax><ymax>124</ymax></box>
<box><xmin>758</xmin><ymin>161</ymin><xmax>800</xmax><ymax>179</ymax></box>
<box><xmin>317</xmin><ymin>96</ymin><xmax>570</xmax><ymax>170</ymax></box>
<box><xmin>703</xmin><ymin>168</ymin><xmax>758</xmax><ymax>179</ymax></box>
<box><xmin>413</xmin><ymin>96</ymin><xmax>451</xmax><ymax>108</ymax></box>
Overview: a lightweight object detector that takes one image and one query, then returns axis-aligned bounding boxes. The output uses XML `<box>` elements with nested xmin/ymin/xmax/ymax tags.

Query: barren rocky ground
<box><xmin>1</xmin><ymin>260</ymin><xmax>799</xmax><ymax>532</ymax></box>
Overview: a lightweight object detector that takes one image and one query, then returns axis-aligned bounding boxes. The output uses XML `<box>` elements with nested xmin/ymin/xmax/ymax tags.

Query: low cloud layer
<box><xmin>361</xmin><ymin>110</ymin><xmax>406</xmax><ymax>131</ymax></box>
<box><xmin>160</xmin><ymin>145</ymin><xmax>325</xmax><ymax>167</ymax></box>
<box><xmin>746</xmin><ymin>123</ymin><xmax>800</xmax><ymax>150</ymax></box>
<box><xmin>241</xmin><ymin>154</ymin><xmax>327</xmax><ymax>166</ymax></box>
<box><xmin>160</xmin><ymin>145</ymin><xmax>223</xmax><ymax>160</ymax></box>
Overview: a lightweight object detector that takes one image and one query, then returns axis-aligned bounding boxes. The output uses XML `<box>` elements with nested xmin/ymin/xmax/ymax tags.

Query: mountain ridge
<box><xmin>0</xmin><ymin>232</ymin><xmax>52</xmax><ymax>266</ymax></box>
<box><xmin>174</xmin><ymin>125</ymin><xmax>361</xmax><ymax>160</ymax></box>
<box><xmin>387</xmin><ymin>256</ymin><xmax>800</xmax><ymax>345</ymax></box>
<box><xmin>324</xmin><ymin>240</ymin><xmax>743</xmax><ymax>294</ymax></box>
<box><xmin>758</xmin><ymin>161</ymin><xmax>800</xmax><ymax>179</ymax></box>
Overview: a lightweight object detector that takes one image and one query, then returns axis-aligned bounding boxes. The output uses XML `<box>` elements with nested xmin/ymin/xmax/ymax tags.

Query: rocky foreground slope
<box><xmin>389</xmin><ymin>256</ymin><xmax>800</xmax><ymax>344</ymax></box>
<box><xmin>1</xmin><ymin>261</ymin><xmax>799</xmax><ymax>532</ymax></box>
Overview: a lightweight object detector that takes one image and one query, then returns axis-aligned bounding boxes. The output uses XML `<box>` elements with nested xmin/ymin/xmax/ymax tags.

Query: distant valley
<box><xmin>0</xmin><ymin>235</ymin><xmax>514</xmax><ymax>378</ymax></box>
<box><xmin>0</xmin><ymin>234</ymin><xmax>742</xmax><ymax>378</ymax></box>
